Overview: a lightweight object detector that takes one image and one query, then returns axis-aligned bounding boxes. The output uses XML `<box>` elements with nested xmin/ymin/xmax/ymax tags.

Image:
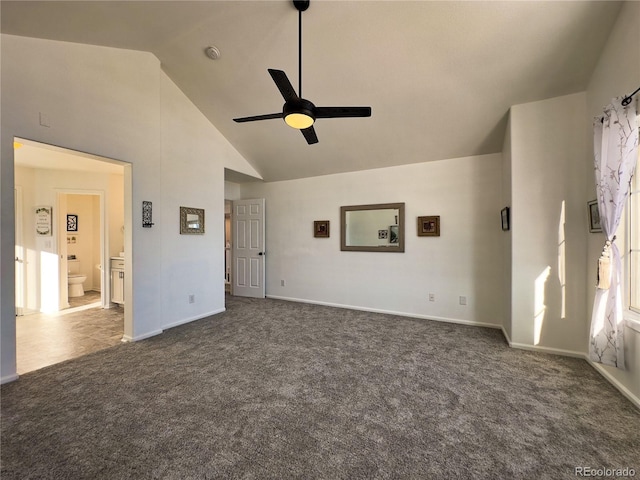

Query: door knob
<box><xmin>258</xmin><ymin>252</ymin><xmax>265</xmax><ymax>256</ymax></box>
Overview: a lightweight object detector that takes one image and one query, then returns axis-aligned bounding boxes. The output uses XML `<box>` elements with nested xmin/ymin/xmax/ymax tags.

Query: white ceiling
<box><xmin>1</xmin><ymin>1</ymin><xmax>623</xmax><ymax>182</ymax></box>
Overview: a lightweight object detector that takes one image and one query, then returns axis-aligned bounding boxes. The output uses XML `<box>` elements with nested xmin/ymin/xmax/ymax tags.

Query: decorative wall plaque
<box><xmin>35</xmin><ymin>206</ymin><xmax>52</xmax><ymax>236</ymax></box>
<box><xmin>142</xmin><ymin>201</ymin><xmax>154</xmax><ymax>228</ymax></box>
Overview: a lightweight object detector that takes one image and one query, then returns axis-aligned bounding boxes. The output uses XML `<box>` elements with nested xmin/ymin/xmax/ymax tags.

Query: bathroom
<box><xmin>64</xmin><ymin>193</ymin><xmax>102</xmax><ymax>304</ymax></box>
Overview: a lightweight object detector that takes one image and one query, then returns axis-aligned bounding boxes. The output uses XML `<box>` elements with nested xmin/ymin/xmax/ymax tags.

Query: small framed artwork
<box><xmin>314</xmin><ymin>220</ymin><xmax>330</xmax><ymax>238</ymax></box>
<box><xmin>501</xmin><ymin>207</ymin><xmax>510</xmax><ymax>232</ymax></box>
<box><xmin>588</xmin><ymin>200</ymin><xmax>602</xmax><ymax>233</ymax></box>
<box><xmin>378</xmin><ymin>229</ymin><xmax>389</xmax><ymax>240</ymax></box>
<box><xmin>417</xmin><ymin>216</ymin><xmax>440</xmax><ymax>237</ymax></box>
<box><xmin>67</xmin><ymin>214</ymin><xmax>78</xmax><ymax>232</ymax></box>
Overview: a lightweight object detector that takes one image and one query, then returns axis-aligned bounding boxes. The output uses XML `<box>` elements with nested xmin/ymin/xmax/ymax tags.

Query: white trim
<box><xmin>122</xmin><ymin>308</ymin><xmax>226</xmax><ymax>342</ymax></box>
<box><xmin>624</xmin><ymin>310</ymin><xmax>640</xmax><ymax>334</ymax></box>
<box><xmin>499</xmin><ymin>327</ymin><xmax>585</xmax><ymax>358</ymax></box>
<box><xmin>55</xmin><ymin>188</ymin><xmax>108</xmax><ymax>309</ymax></box>
<box><xmin>507</xmin><ymin>341</ymin><xmax>585</xmax><ymax>359</ymax></box>
<box><xmin>266</xmin><ymin>295</ymin><xmax>502</xmax><ymax>329</ymax></box>
<box><xmin>501</xmin><ymin>325</ymin><xmax>512</xmax><ymax>345</ymax></box>
<box><xmin>1</xmin><ymin>374</ymin><xmax>19</xmax><ymax>384</ymax></box>
<box><xmin>162</xmin><ymin>308</ymin><xmax>226</xmax><ymax>331</ymax></box>
<box><xmin>586</xmin><ymin>358</ymin><xmax>640</xmax><ymax>409</ymax></box>
<box><xmin>121</xmin><ymin>330</ymin><xmax>163</xmax><ymax>343</ymax></box>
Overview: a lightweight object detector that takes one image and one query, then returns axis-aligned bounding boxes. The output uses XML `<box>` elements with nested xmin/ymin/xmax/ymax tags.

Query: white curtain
<box><xmin>589</xmin><ymin>97</ymin><xmax>638</xmax><ymax>368</ymax></box>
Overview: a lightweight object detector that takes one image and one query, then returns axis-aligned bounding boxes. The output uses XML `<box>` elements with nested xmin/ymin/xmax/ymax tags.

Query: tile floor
<box><xmin>16</xmin><ymin>291</ymin><xmax>124</xmax><ymax>375</ymax></box>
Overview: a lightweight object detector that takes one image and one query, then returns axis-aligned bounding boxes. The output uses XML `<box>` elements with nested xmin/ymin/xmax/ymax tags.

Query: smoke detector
<box><xmin>205</xmin><ymin>46</ymin><xmax>221</xmax><ymax>60</ymax></box>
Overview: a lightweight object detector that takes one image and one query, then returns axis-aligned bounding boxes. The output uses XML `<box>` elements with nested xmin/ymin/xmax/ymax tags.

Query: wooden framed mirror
<box><xmin>340</xmin><ymin>202</ymin><xmax>405</xmax><ymax>252</ymax></box>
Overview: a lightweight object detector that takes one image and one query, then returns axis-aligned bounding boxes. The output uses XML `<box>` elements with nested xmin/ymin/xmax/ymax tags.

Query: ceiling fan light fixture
<box><xmin>283</xmin><ymin>98</ymin><xmax>315</xmax><ymax>129</ymax></box>
<box><xmin>284</xmin><ymin>112</ymin><xmax>314</xmax><ymax>129</ymax></box>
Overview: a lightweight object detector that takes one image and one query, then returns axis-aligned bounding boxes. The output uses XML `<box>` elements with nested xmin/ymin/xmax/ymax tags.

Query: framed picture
<box><xmin>389</xmin><ymin>225</ymin><xmax>399</xmax><ymax>243</ymax></box>
<box><xmin>501</xmin><ymin>207</ymin><xmax>510</xmax><ymax>231</ymax></box>
<box><xmin>588</xmin><ymin>200</ymin><xmax>602</xmax><ymax>233</ymax></box>
<box><xmin>35</xmin><ymin>206</ymin><xmax>52</xmax><ymax>236</ymax></box>
<box><xmin>314</xmin><ymin>220</ymin><xmax>330</xmax><ymax>238</ymax></box>
<box><xmin>67</xmin><ymin>214</ymin><xmax>78</xmax><ymax>232</ymax></box>
<box><xmin>417</xmin><ymin>216</ymin><xmax>440</xmax><ymax>237</ymax></box>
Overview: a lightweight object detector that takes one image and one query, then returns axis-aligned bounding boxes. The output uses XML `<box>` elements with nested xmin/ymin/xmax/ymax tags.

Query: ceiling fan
<box><xmin>233</xmin><ymin>0</ymin><xmax>371</xmax><ymax>145</ymax></box>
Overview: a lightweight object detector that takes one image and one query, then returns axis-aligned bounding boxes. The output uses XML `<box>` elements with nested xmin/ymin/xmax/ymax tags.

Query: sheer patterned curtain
<box><xmin>589</xmin><ymin>98</ymin><xmax>638</xmax><ymax>369</ymax></box>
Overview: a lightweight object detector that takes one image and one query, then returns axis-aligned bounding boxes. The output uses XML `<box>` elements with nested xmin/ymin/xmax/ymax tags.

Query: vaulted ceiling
<box><xmin>1</xmin><ymin>1</ymin><xmax>622</xmax><ymax>182</ymax></box>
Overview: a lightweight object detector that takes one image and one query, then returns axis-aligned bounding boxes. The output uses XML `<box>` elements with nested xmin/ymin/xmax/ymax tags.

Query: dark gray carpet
<box><xmin>2</xmin><ymin>296</ymin><xmax>639</xmax><ymax>479</ymax></box>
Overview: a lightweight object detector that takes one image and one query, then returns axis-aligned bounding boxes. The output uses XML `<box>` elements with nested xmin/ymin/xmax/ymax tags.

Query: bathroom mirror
<box><xmin>180</xmin><ymin>206</ymin><xmax>205</xmax><ymax>234</ymax></box>
<box><xmin>341</xmin><ymin>202</ymin><xmax>405</xmax><ymax>252</ymax></box>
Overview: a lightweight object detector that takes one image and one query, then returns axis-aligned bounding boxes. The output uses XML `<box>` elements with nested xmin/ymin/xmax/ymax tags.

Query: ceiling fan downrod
<box><xmin>294</xmin><ymin>0</ymin><xmax>310</xmax><ymax>98</ymax></box>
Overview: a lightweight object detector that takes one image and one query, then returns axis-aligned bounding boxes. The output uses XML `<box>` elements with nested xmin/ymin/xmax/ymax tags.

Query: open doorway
<box><xmin>13</xmin><ymin>138</ymin><xmax>130</xmax><ymax>374</ymax></box>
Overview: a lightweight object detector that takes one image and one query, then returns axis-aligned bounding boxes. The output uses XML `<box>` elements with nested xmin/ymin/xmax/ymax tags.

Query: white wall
<box><xmin>158</xmin><ymin>73</ymin><xmax>226</xmax><ymax>329</ymax></box>
<box><xmin>585</xmin><ymin>1</ymin><xmax>640</xmax><ymax>402</ymax></box>
<box><xmin>1</xmin><ymin>34</ymin><xmax>257</xmax><ymax>382</ymax></box>
<box><xmin>509</xmin><ymin>92</ymin><xmax>588</xmax><ymax>354</ymax></box>
<box><xmin>241</xmin><ymin>153</ymin><xmax>504</xmax><ymax>326</ymax></box>
<box><xmin>224</xmin><ymin>181</ymin><xmax>241</xmax><ymax>202</ymax></box>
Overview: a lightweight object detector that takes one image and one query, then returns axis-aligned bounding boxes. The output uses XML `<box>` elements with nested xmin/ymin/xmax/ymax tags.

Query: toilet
<box><xmin>68</xmin><ymin>259</ymin><xmax>87</xmax><ymax>297</ymax></box>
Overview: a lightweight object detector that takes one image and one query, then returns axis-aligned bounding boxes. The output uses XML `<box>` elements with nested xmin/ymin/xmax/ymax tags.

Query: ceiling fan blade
<box><xmin>301</xmin><ymin>125</ymin><xmax>318</xmax><ymax>144</ymax></box>
<box><xmin>315</xmin><ymin>106</ymin><xmax>372</xmax><ymax>118</ymax></box>
<box><xmin>233</xmin><ymin>113</ymin><xmax>282</xmax><ymax>123</ymax></box>
<box><xmin>268</xmin><ymin>69</ymin><xmax>299</xmax><ymax>102</ymax></box>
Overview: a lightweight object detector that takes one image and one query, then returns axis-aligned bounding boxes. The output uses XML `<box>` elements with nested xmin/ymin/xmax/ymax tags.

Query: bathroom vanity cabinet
<box><xmin>110</xmin><ymin>257</ymin><xmax>125</xmax><ymax>305</ymax></box>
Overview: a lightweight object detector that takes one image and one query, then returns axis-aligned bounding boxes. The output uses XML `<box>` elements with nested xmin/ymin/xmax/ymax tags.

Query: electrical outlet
<box><xmin>281</xmin><ymin>279</ymin><xmax>286</xmax><ymax>287</ymax></box>
<box><xmin>459</xmin><ymin>296</ymin><xmax>467</xmax><ymax>305</ymax></box>
<box><xmin>429</xmin><ymin>293</ymin><xmax>435</xmax><ymax>302</ymax></box>
<box><xmin>188</xmin><ymin>294</ymin><xmax>195</xmax><ymax>304</ymax></box>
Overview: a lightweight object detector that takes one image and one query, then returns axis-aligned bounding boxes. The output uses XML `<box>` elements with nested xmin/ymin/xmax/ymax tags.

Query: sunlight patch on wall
<box><xmin>534</xmin><ymin>266</ymin><xmax>551</xmax><ymax>345</ymax></box>
<box><xmin>558</xmin><ymin>200</ymin><xmax>566</xmax><ymax>319</ymax></box>
<box><xmin>40</xmin><ymin>251</ymin><xmax>59</xmax><ymax>313</ymax></box>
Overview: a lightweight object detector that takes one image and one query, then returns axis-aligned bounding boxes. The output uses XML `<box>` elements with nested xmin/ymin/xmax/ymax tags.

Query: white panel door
<box><xmin>232</xmin><ymin>199</ymin><xmax>265</xmax><ymax>298</ymax></box>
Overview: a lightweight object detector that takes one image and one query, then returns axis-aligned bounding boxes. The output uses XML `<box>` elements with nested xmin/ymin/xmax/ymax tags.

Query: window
<box><xmin>625</xmin><ymin>115</ymin><xmax>640</xmax><ymax>332</ymax></box>
<box><xmin>630</xmin><ymin>162</ymin><xmax>639</xmax><ymax>312</ymax></box>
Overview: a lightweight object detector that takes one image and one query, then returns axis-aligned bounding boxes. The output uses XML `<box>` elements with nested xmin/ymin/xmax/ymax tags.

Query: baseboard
<box><xmin>501</xmin><ymin>326</ymin><xmax>512</xmax><ymax>345</ymax></box>
<box><xmin>162</xmin><ymin>308</ymin><xmax>226</xmax><ymax>331</ymax></box>
<box><xmin>121</xmin><ymin>329</ymin><xmax>163</xmax><ymax>342</ymax></box>
<box><xmin>266</xmin><ymin>295</ymin><xmax>502</xmax><ymax>329</ymax></box>
<box><xmin>508</xmin><ymin>341</ymin><xmax>585</xmax><ymax>359</ymax></box>
<box><xmin>586</xmin><ymin>358</ymin><xmax>640</xmax><ymax>409</ymax></box>
<box><xmin>1</xmin><ymin>374</ymin><xmax>19</xmax><ymax>384</ymax></box>
<box><xmin>120</xmin><ymin>308</ymin><xmax>226</xmax><ymax>343</ymax></box>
